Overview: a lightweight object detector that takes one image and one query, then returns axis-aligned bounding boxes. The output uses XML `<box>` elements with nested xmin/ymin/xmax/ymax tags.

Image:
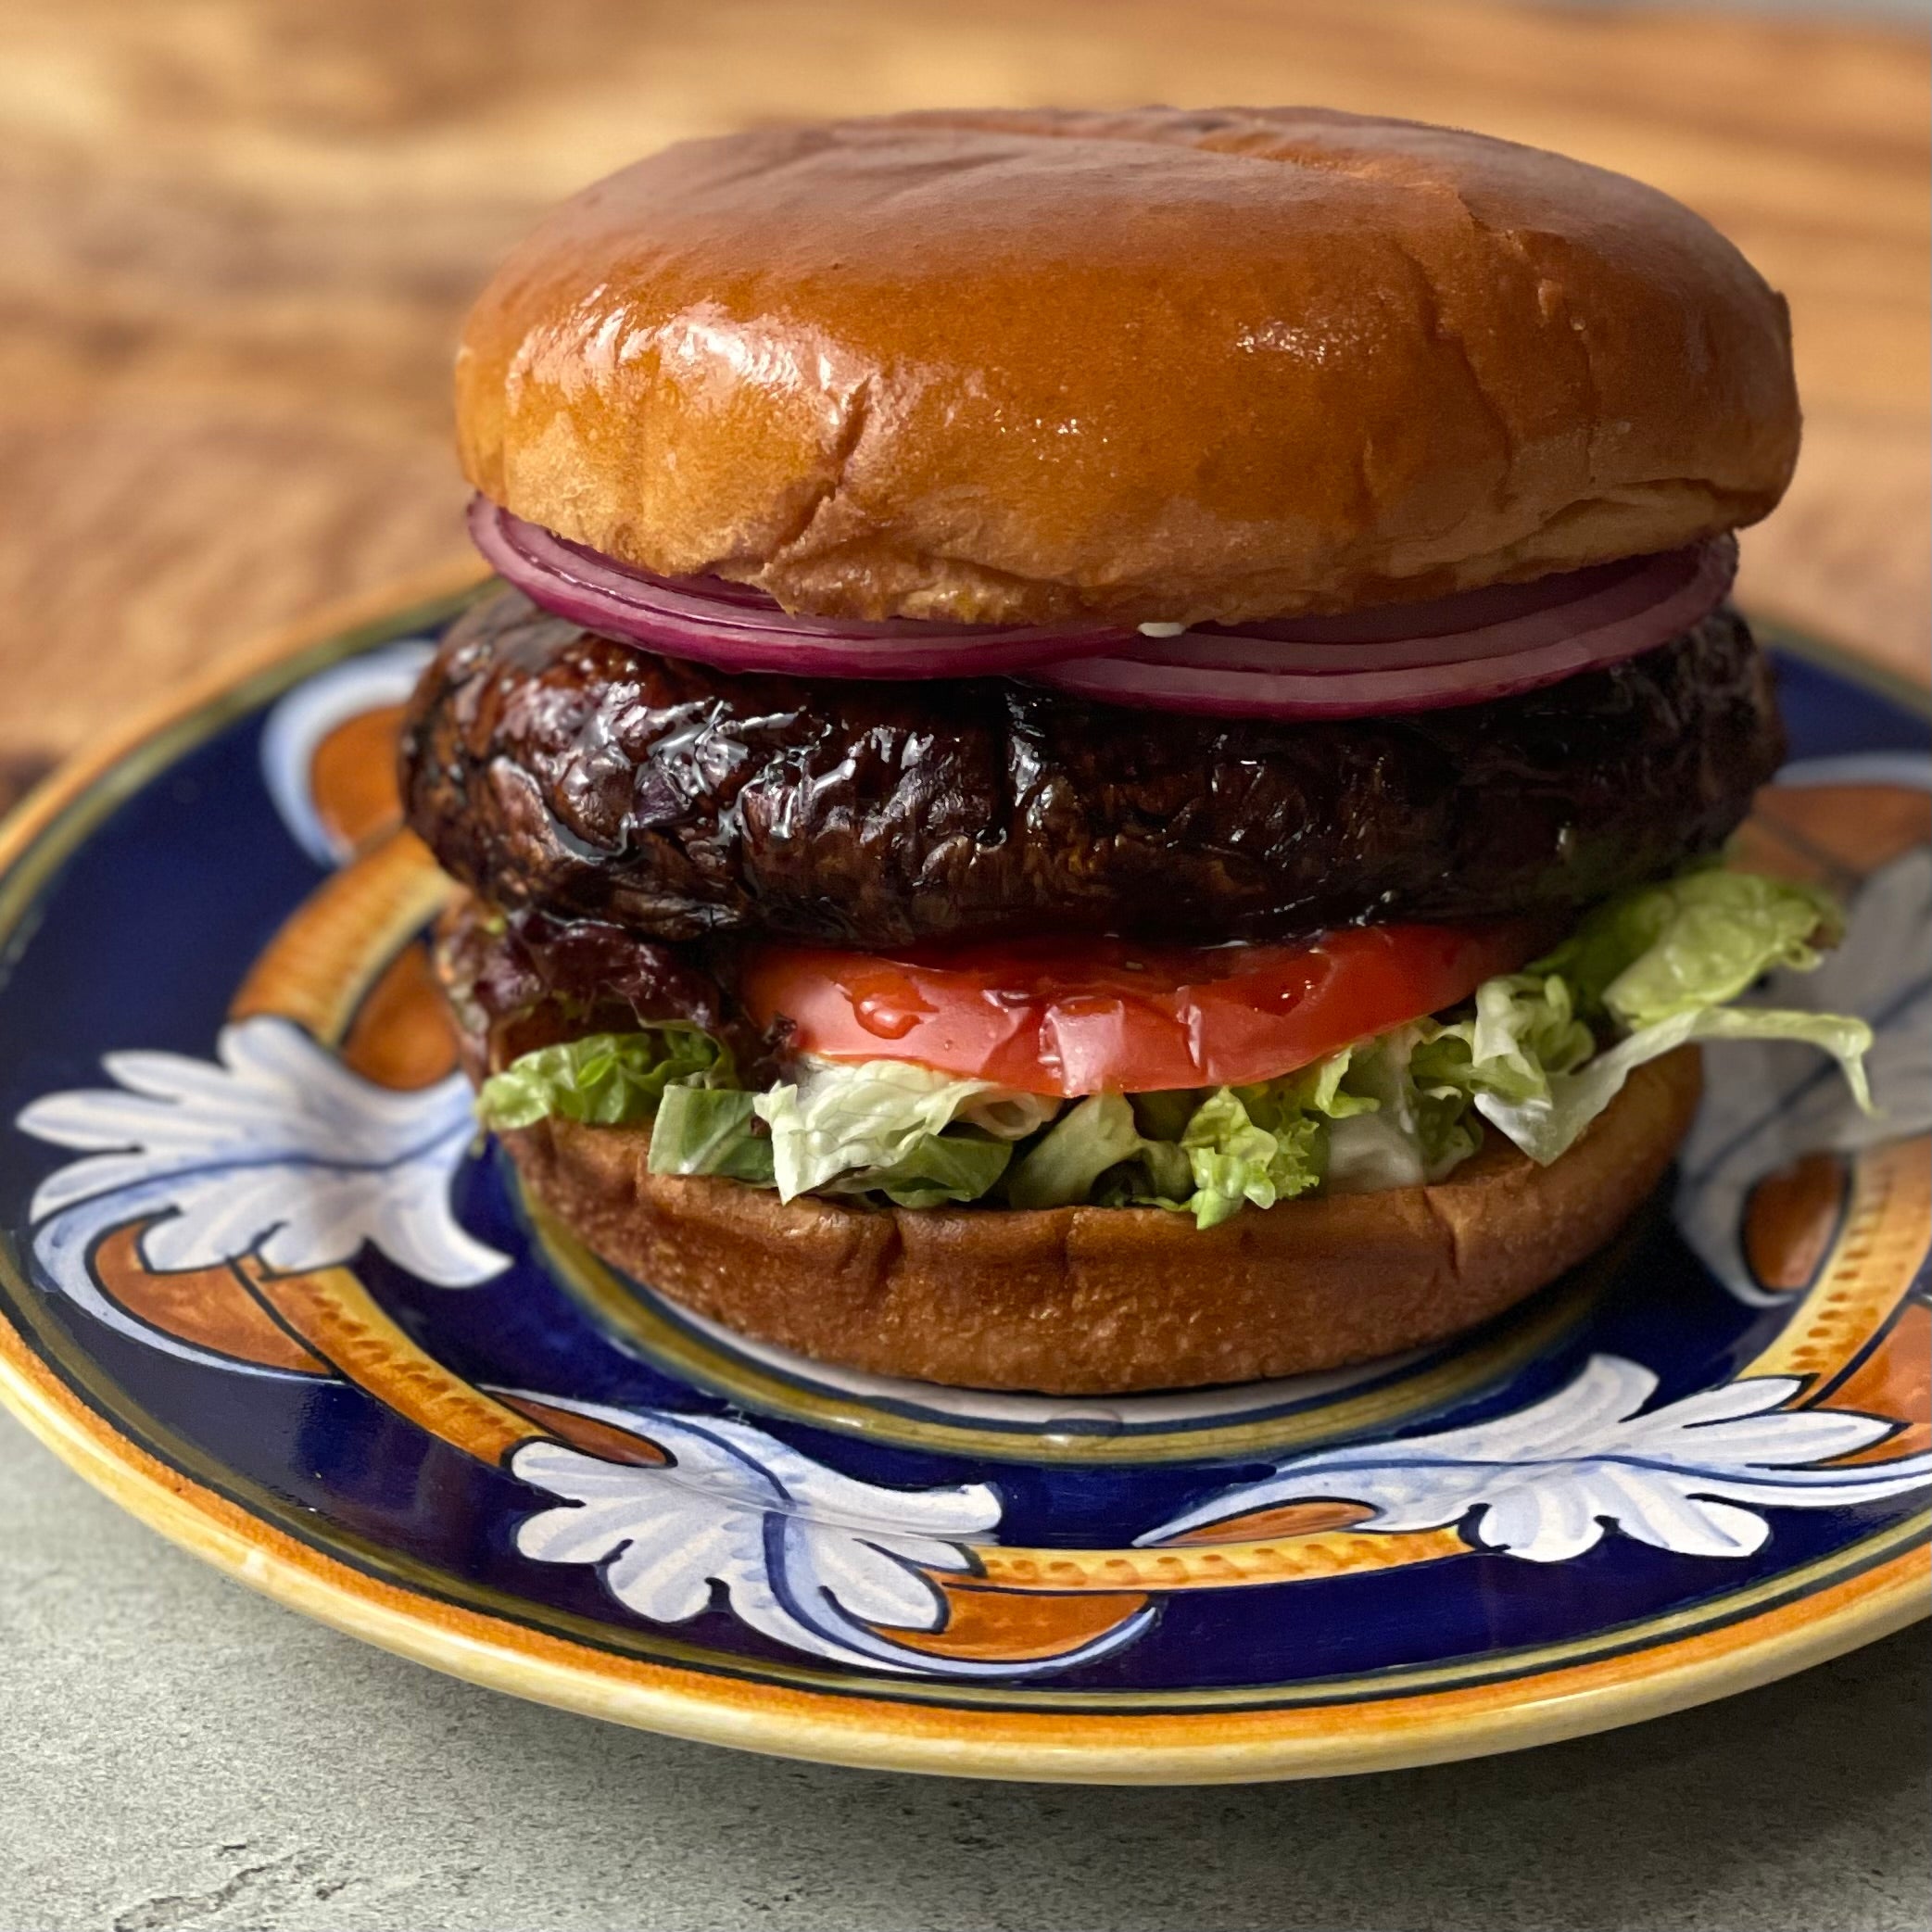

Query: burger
<box><xmin>401</xmin><ymin>107</ymin><xmax>1872</xmax><ymax>1395</ymax></box>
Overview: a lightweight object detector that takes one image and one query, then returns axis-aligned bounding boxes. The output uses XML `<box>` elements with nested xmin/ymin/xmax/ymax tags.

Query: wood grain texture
<box><xmin>1</xmin><ymin>0</ymin><xmax>1925</xmax><ymax>762</ymax></box>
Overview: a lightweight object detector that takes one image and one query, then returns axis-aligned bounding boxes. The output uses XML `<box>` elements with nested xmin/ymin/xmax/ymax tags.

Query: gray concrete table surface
<box><xmin>2</xmin><ymin>1412</ymin><xmax>1926</xmax><ymax>1932</ymax></box>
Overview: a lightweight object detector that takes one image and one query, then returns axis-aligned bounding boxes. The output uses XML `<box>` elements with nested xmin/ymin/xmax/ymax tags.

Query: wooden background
<box><xmin>2</xmin><ymin>0</ymin><xmax>1926</xmax><ymax>803</ymax></box>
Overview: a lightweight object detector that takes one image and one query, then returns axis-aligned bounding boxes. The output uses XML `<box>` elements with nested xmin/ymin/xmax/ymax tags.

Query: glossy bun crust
<box><xmin>457</xmin><ymin>107</ymin><xmax>1799</xmax><ymax>627</ymax></box>
<box><xmin>504</xmin><ymin>1050</ymin><xmax>1702</xmax><ymax>1394</ymax></box>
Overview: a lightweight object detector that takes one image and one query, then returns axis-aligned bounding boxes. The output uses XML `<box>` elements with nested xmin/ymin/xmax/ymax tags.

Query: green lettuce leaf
<box><xmin>1323</xmin><ymin>1029</ymin><xmax>1482</xmax><ymax>1192</ymax></box>
<box><xmin>1005</xmin><ymin>1095</ymin><xmax>1147</xmax><ymax>1209</ymax></box>
<box><xmin>647</xmin><ymin>1086</ymin><xmax>776</xmax><ymax>1186</ymax></box>
<box><xmin>1404</xmin><ymin>868</ymin><xmax>1871</xmax><ymax>1169</ymax></box>
<box><xmin>1534</xmin><ymin>867</ymin><xmax>1842</xmax><ymax>1025</ymax></box>
<box><xmin>1012</xmin><ymin>1045</ymin><xmax>1478</xmax><ymax>1224</ymax></box>
<box><xmin>1410</xmin><ymin>976</ymin><xmax>1595</xmax><ymax>1114</ymax></box>
<box><xmin>751</xmin><ymin>1056</ymin><xmax>1052</xmax><ymax>1202</ymax></box>
<box><xmin>1178</xmin><ymin>1088</ymin><xmax>1327</xmax><ymax>1229</ymax></box>
<box><xmin>476</xmin><ymin>1026</ymin><xmax>726</xmax><ymax>1131</ymax></box>
<box><xmin>1475</xmin><ymin>1002</ymin><xmax>1875</xmax><ymax>1166</ymax></box>
<box><xmin>817</xmin><ymin>1130</ymin><xmax>1013</xmax><ymax>1209</ymax></box>
<box><xmin>1251</xmin><ymin>1050</ymin><xmax>1380</xmax><ymax>1123</ymax></box>
<box><xmin>1130</xmin><ymin>1089</ymin><xmax>1202</xmax><ymax>1143</ymax></box>
<box><xmin>1005</xmin><ymin>1094</ymin><xmax>1193</xmax><ymax>1210</ymax></box>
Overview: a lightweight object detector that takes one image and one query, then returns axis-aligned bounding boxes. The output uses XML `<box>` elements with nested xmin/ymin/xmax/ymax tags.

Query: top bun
<box><xmin>456</xmin><ymin>107</ymin><xmax>1799</xmax><ymax>627</ymax></box>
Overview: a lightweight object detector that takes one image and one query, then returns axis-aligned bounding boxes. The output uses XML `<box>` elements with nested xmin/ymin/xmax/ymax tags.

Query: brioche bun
<box><xmin>456</xmin><ymin>107</ymin><xmax>1798</xmax><ymax>630</ymax></box>
<box><xmin>501</xmin><ymin>1047</ymin><xmax>1701</xmax><ymax>1395</ymax></box>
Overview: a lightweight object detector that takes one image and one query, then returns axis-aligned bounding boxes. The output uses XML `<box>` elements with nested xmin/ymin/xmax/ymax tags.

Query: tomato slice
<box><xmin>740</xmin><ymin>925</ymin><xmax>1539</xmax><ymax>1098</ymax></box>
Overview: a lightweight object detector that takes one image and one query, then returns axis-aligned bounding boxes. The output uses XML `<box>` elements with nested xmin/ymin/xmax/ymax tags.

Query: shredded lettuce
<box><xmin>475</xmin><ymin>1026</ymin><xmax>726</xmax><ymax>1131</ymax></box>
<box><xmin>1534</xmin><ymin>866</ymin><xmax>1841</xmax><ymax>1022</ymax></box>
<box><xmin>1006</xmin><ymin>1094</ymin><xmax>1161</xmax><ymax>1210</ymax></box>
<box><xmin>1167</xmin><ymin>1039</ymin><xmax>1484</xmax><ymax>1221</ymax></box>
<box><xmin>1324</xmin><ymin>1029</ymin><xmax>1482</xmax><ymax>1192</ymax></box>
<box><xmin>751</xmin><ymin>1057</ymin><xmax>1046</xmax><ymax>1204</ymax></box>
<box><xmin>648</xmin><ymin>1086</ymin><xmax>776</xmax><ymax>1185</ymax></box>
<box><xmin>474</xmin><ymin>865</ymin><xmax>1875</xmax><ymax>1223</ymax></box>
<box><xmin>1176</xmin><ymin>1088</ymin><xmax>1327</xmax><ymax>1228</ymax></box>
<box><xmin>1416</xmin><ymin>869</ymin><xmax>1873</xmax><ymax>1167</ymax></box>
<box><xmin>1009</xmin><ymin>1069</ymin><xmax>1385</xmax><ymax>1226</ymax></box>
<box><xmin>1010</xmin><ymin>1056</ymin><xmax>1390</xmax><ymax>1226</ymax></box>
<box><xmin>814</xmin><ymin>1130</ymin><xmax>1014</xmax><ymax>1210</ymax></box>
<box><xmin>1471</xmin><ymin>1001</ymin><xmax>1875</xmax><ymax>1166</ymax></box>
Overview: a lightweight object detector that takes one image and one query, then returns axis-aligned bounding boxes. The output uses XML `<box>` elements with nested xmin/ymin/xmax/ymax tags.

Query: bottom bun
<box><xmin>501</xmin><ymin>1048</ymin><xmax>1701</xmax><ymax>1395</ymax></box>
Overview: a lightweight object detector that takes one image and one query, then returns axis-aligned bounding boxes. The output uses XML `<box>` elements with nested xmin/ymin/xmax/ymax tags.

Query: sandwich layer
<box><xmin>457</xmin><ymin>107</ymin><xmax>1799</xmax><ymax>626</ymax></box>
<box><xmin>501</xmin><ymin>1048</ymin><xmax>1702</xmax><ymax>1393</ymax></box>
<box><xmin>403</xmin><ymin>590</ymin><xmax>1785</xmax><ymax>949</ymax></box>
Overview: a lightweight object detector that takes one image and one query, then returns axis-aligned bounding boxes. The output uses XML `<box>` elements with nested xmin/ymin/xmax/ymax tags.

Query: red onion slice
<box><xmin>1028</xmin><ymin>537</ymin><xmax>1737</xmax><ymax>718</ymax></box>
<box><xmin>469</xmin><ymin>497</ymin><xmax>1133</xmax><ymax>678</ymax></box>
<box><xmin>1155</xmin><ymin>545</ymin><xmax>1721</xmax><ymax>673</ymax></box>
<box><xmin>469</xmin><ymin>495</ymin><xmax>1738</xmax><ymax>717</ymax></box>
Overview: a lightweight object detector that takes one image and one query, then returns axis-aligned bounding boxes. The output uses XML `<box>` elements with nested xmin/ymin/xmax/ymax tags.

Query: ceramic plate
<box><xmin>1</xmin><ymin>571</ymin><xmax>1926</xmax><ymax>1783</ymax></box>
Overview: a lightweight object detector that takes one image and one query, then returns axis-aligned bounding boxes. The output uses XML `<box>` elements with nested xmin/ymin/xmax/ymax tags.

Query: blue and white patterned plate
<box><xmin>0</xmin><ymin>571</ymin><xmax>1925</xmax><ymax>1782</ymax></box>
